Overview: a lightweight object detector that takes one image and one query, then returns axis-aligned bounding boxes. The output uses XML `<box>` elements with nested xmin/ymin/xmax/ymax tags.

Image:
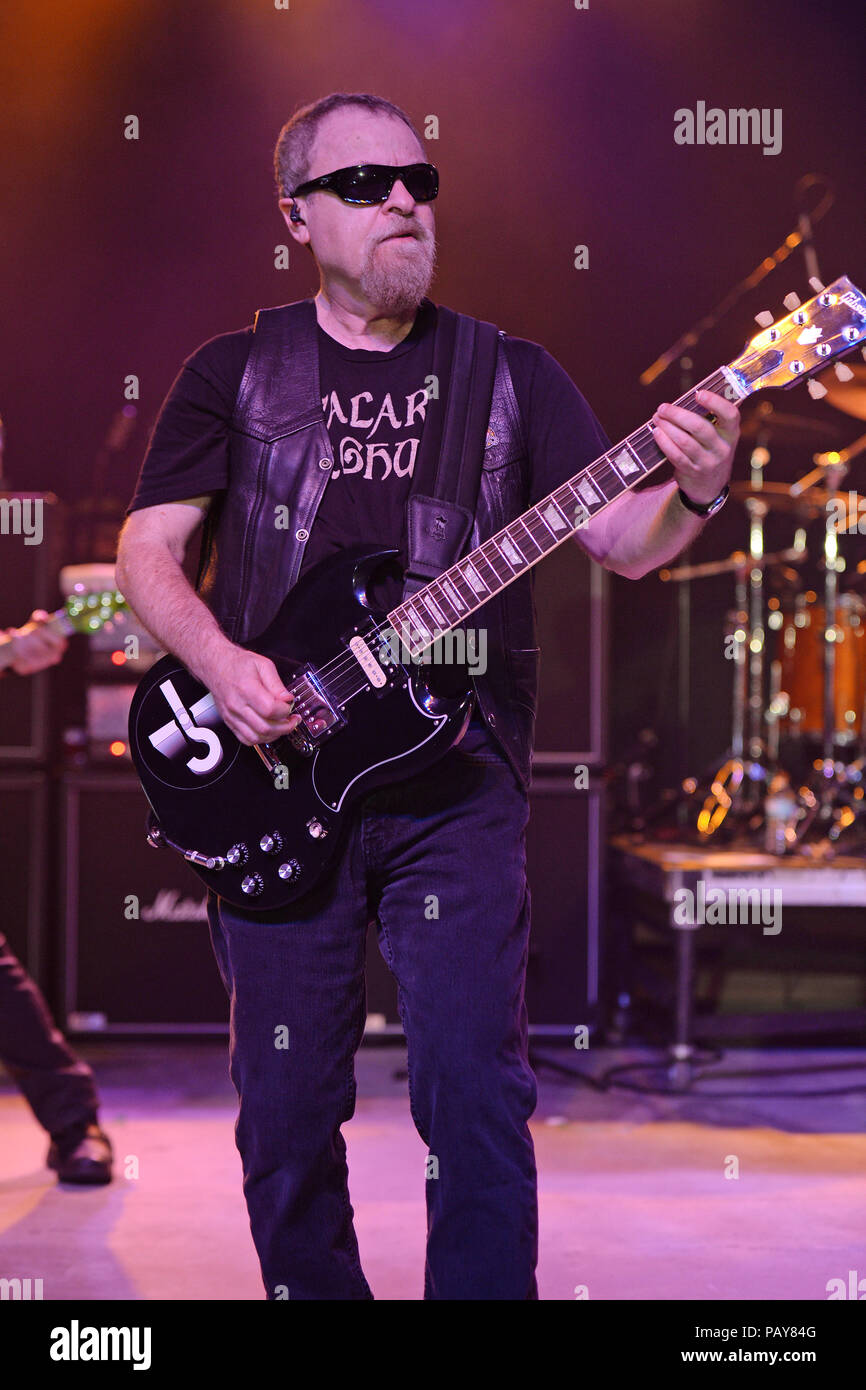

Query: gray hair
<box><xmin>273</xmin><ymin>92</ymin><xmax>424</xmax><ymax>199</ymax></box>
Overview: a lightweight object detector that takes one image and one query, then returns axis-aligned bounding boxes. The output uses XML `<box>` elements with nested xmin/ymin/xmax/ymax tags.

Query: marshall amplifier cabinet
<box><xmin>61</xmin><ymin>758</ymin><xmax>606</xmax><ymax>1036</ymax></box>
<box><xmin>365</xmin><ymin>771</ymin><xmax>606</xmax><ymax>1036</ymax></box>
<box><xmin>61</xmin><ymin>772</ymin><xmax>228</xmax><ymax>1033</ymax></box>
<box><xmin>532</xmin><ymin>540</ymin><xmax>608</xmax><ymax>767</ymax></box>
<box><xmin>0</xmin><ymin>772</ymin><xmax>49</xmax><ymax>982</ymax></box>
<box><xmin>524</xmin><ymin>772</ymin><xmax>606</xmax><ymax>1034</ymax></box>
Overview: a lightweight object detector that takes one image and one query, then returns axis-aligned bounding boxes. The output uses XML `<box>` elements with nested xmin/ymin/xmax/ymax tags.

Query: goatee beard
<box><xmin>358</xmin><ymin>233</ymin><xmax>437</xmax><ymax>317</ymax></box>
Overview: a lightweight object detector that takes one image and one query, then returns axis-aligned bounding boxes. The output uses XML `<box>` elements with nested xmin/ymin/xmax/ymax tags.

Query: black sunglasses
<box><xmin>290</xmin><ymin>162</ymin><xmax>439</xmax><ymax>206</ymax></box>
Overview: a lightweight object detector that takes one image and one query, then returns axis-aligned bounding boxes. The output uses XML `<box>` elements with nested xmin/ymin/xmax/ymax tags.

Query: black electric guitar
<box><xmin>129</xmin><ymin>276</ymin><xmax>866</xmax><ymax>910</ymax></box>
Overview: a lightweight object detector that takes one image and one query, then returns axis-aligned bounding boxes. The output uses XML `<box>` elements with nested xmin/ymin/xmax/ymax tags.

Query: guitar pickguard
<box><xmin>310</xmin><ymin>674</ymin><xmax>451</xmax><ymax>811</ymax></box>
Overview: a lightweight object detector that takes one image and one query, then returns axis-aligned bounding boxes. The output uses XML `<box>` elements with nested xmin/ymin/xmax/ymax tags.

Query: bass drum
<box><xmin>775</xmin><ymin>592</ymin><xmax>866</xmax><ymax>742</ymax></box>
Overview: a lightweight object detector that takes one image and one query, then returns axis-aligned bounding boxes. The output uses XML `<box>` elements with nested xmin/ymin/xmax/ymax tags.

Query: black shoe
<box><xmin>47</xmin><ymin>1124</ymin><xmax>113</xmax><ymax>1185</ymax></box>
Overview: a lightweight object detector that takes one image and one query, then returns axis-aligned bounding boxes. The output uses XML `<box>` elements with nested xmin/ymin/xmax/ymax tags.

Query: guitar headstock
<box><xmin>728</xmin><ymin>275</ymin><xmax>866</xmax><ymax>398</ymax></box>
<box><xmin>64</xmin><ymin>588</ymin><xmax>127</xmax><ymax>635</ymax></box>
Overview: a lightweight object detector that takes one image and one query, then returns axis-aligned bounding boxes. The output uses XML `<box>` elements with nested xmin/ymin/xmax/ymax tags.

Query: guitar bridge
<box><xmin>254</xmin><ymin>726</ymin><xmax>317</xmax><ymax>765</ymax></box>
<box><xmin>252</xmin><ymin>671</ymin><xmax>341</xmax><ymax>772</ymax></box>
<box><xmin>289</xmin><ymin>671</ymin><xmax>343</xmax><ymax>739</ymax></box>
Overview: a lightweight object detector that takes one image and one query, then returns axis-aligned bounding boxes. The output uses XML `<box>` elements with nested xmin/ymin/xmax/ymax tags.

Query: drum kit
<box><xmin>663</xmin><ymin>364</ymin><xmax>866</xmax><ymax>857</ymax></box>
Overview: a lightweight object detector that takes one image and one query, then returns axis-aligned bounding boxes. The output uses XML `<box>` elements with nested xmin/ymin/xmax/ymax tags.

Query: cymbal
<box><xmin>730</xmin><ymin>481</ymin><xmax>866</xmax><ymax>525</ymax></box>
<box><xmin>659</xmin><ymin>546</ymin><xmax>807</xmax><ymax>582</ymax></box>
<box><xmin>739</xmin><ymin>402</ymin><xmax>843</xmax><ymax>445</ymax></box>
<box><xmin>730</xmin><ymin>481</ymin><xmax>826</xmax><ymax>517</ymax></box>
<box><xmin>818</xmin><ymin>362</ymin><xmax>866</xmax><ymax>421</ymax></box>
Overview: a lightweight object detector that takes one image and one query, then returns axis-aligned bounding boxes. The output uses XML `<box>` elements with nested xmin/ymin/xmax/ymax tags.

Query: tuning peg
<box><xmin>807</xmin><ymin>379</ymin><xmax>828</xmax><ymax>400</ymax></box>
<box><xmin>808</xmin><ymin>277</ymin><xmax>825</xmax><ymax>293</ymax></box>
<box><xmin>834</xmin><ymin>362</ymin><xmax>855</xmax><ymax>382</ymax></box>
<box><xmin>783</xmin><ymin>292</ymin><xmax>802</xmax><ymax>311</ymax></box>
<box><xmin>754</xmin><ymin>310</ymin><xmax>775</xmax><ymax>327</ymax></box>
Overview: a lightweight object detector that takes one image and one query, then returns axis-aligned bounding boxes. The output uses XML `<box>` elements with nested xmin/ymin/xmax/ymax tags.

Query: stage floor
<box><xmin>1</xmin><ymin>1042</ymin><xmax>864</xmax><ymax>1301</ymax></box>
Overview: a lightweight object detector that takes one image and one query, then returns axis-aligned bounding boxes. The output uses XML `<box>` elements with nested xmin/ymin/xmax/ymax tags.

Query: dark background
<box><xmin>1</xmin><ymin>0</ymin><xmax>864</xmax><ymax>782</ymax></box>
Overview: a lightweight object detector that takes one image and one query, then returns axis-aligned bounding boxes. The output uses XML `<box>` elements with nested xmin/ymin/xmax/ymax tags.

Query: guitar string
<box><xmin>291</xmin><ymin>314</ymin><xmax>864</xmax><ymax>709</ymax></box>
<box><xmin>273</xmin><ymin>371</ymin><xmax>728</xmax><ymax>721</ymax></box>
<box><xmin>249</xmin><ymin>365</ymin><xmax>740</xmax><ymax>734</ymax></box>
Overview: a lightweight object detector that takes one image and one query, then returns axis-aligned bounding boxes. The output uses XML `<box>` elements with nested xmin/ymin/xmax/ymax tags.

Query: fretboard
<box><xmin>387</xmin><ymin>366</ymin><xmax>738</xmax><ymax>656</ymax></box>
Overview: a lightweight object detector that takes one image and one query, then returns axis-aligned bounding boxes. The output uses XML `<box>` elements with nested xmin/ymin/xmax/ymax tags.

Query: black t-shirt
<box><xmin>126</xmin><ymin>298</ymin><xmax>612</xmax><ymax>583</ymax></box>
<box><xmin>304</xmin><ymin>297</ymin><xmax>436</xmax><ymax>575</ymax></box>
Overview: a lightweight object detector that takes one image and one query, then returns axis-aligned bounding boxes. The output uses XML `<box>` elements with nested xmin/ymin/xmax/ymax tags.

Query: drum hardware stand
<box><xmin>654</xmin><ymin>540</ymin><xmax>808</xmax><ymax>841</ymax></box>
<box><xmin>674</xmin><ymin>352</ymin><xmax>697</xmax><ymax>830</ymax></box>
<box><xmin>788</xmin><ymin>455</ymin><xmax>862</xmax><ymax>850</ymax></box>
<box><xmin>695</xmin><ymin>441</ymin><xmax>782</xmax><ymax>838</ymax></box>
<box><xmin>820</xmin><ymin>461</ymin><xmax>844</xmax><ymax>769</ymax></box>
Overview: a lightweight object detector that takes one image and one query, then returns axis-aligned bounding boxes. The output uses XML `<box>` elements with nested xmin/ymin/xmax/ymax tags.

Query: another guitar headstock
<box><xmin>64</xmin><ymin>588</ymin><xmax>127</xmax><ymax>635</ymax></box>
<box><xmin>728</xmin><ymin>275</ymin><xmax>866</xmax><ymax>398</ymax></box>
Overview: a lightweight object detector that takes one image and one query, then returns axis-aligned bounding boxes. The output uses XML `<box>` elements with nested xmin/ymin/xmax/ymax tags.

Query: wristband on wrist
<box><xmin>677</xmin><ymin>483</ymin><xmax>729</xmax><ymax>518</ymax></box>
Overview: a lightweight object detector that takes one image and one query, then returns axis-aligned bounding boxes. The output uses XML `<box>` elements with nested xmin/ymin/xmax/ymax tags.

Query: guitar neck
<box><xmin>387</xmin><ymin>364</ymin><xmax>740</xmax><ymax>653</ymax></box>
<box><xmin>0</xmin><ymin>607</ymin><xmax>72</xmax><ymax>671</ymax></box>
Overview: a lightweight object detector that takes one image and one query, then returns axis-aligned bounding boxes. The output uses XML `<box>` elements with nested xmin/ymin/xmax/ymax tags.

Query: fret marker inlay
<box><xmin>613</xmin><ymin>447</ymin><xmax>640</xmax><ymax>476</ymax></box>
<box><xmin>577</xmin><ymin>478</ymin><xmax>601</xmax><ymax>505</ymax></box>
<box><xmin>421</xmin><ymin>594</ymin><xmax>446</xmax><ymax>626</ymax></box>
<box><xmin>439</xmin><ymin>577</ymin><xmax>465</xmax><ymax>612</ymax></box>
<box><xmin>543</xmin><ymin>502</ymin><xmax>567</xmax><ymax>531</ymax></box>
<box><xmin>462</xmin><ymin>563</ymin><xmax>487</xmax><ymax>595</ymax></box>
<box><xmin>499</xmin><ymin>536</ymin><xmax>524</xmax><ymax>567</ymax></box>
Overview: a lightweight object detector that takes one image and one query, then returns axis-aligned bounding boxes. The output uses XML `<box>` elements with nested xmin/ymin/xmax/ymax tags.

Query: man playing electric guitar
<box><xmin>116</xmin><ymin>92</ymin><xmax>739</xmax><ymax>1299</ymax></box>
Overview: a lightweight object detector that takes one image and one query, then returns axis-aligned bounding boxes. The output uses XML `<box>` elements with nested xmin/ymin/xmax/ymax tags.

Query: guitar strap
<box><xmin>400</xmin><ymin>307</ymin><xmax>500</xmax><ymax>602</ymax></box>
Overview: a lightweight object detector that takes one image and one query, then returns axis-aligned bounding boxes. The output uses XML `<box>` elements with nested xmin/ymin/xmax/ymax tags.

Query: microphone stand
<box><xmin>639</xmin><ymin>175</ymin><xmax>834</xmax><ymax>389</ymax></box>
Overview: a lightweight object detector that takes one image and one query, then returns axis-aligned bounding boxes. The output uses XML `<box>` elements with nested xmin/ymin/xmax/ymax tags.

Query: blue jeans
<box><xmin>206</xmin><ymin>711</ymin><xmax>538</xmax><ymax>1300</ymax></box>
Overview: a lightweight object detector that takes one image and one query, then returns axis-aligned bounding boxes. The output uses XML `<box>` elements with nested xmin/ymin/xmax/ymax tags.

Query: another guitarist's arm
<box><xmin>115</xmin><ymin>498</ymin><xmax>300</xmax><ymax>746</ymax></box>
<box><xmin>0</xmin><ymin>610</ymin><xmax>68</xmax><ymax>675</ymax></box>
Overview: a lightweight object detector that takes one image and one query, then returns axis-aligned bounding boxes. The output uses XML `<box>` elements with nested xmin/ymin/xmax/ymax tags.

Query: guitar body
<box><xmin>128</xmin><ymin>544</ymin><xmax>475</xmax><ymax>911</ymax></box>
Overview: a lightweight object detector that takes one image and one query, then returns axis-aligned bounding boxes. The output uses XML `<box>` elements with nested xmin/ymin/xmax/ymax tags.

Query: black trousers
<box><xmin>207</xmin><ymin>713</ymin><xmax>538</xmax><ymax>1299</ymax></box>
<box><xmin>0</xmin><ymin>931</ymin><xmax>99</xmax><ymax>1140</ymax></box>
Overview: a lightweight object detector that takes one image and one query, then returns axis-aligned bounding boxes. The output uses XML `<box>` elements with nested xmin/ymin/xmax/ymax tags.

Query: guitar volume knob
<box><xmin>260</xmin><ymin>832</ymin><xmax>284</xmax><ymax>855</ymax></box>
<box><xmin>226</xmin><ymin>843</ymin><xmax>249</xmax><ymax>866</ymax></box>
<box><xmin>278</xmin><ymin>859</ymin><xmax>302</xmax><ymax>882</ymax></box>
<box><xmin>241</xmin><ymin>874</ymin><xmax>264</xmax><ymax>897</ymax></box>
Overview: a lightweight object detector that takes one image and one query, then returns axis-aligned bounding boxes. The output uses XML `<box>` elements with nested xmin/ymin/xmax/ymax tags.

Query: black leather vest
<box><xmin>196</xmin><ymin>299</ymin><xmax>539</xmax><ymax>793</ymax></box>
